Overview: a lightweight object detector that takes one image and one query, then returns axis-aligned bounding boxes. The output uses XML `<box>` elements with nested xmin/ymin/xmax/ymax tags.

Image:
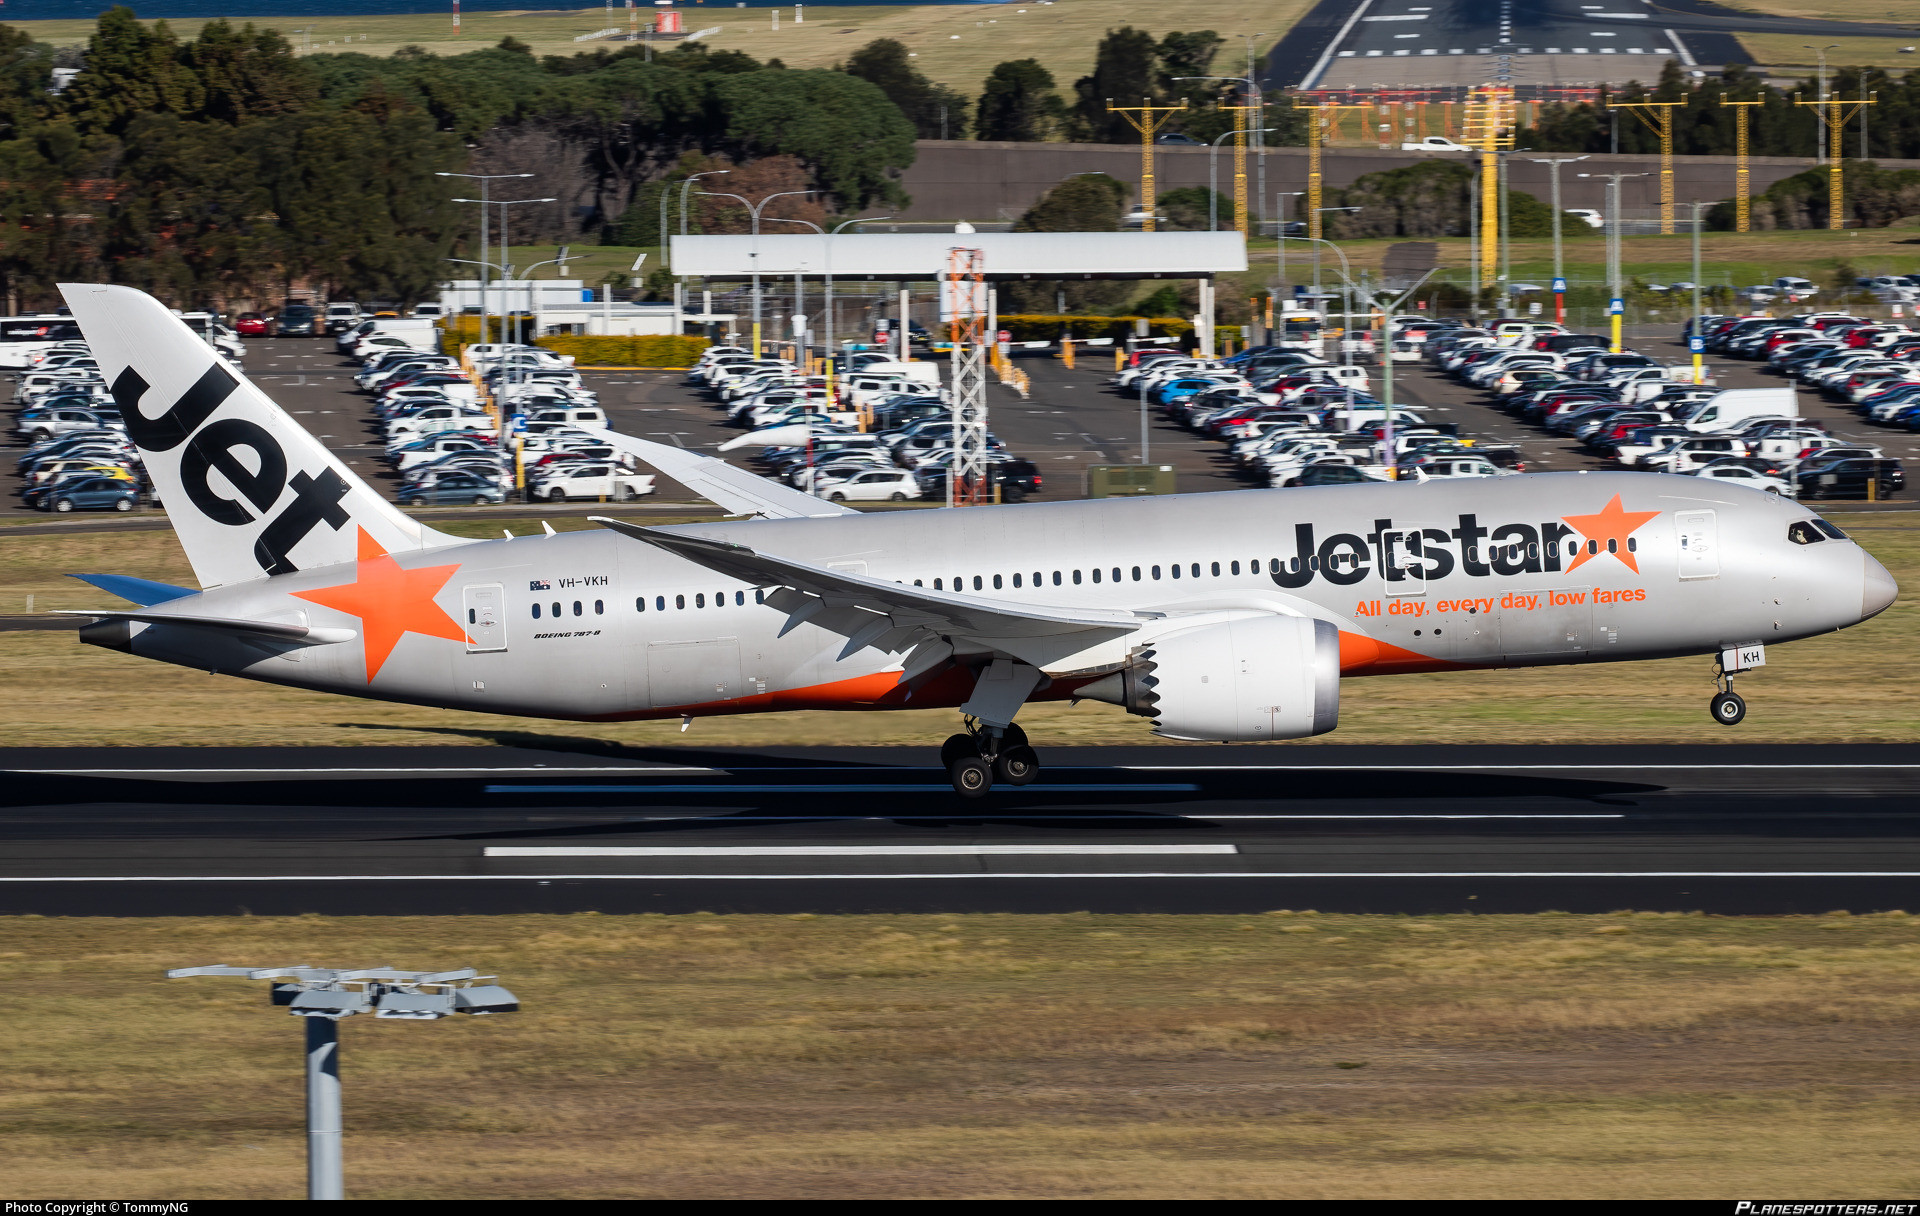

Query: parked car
<box><xmin>816</xmin><ymin>468</ymin><xmax>923</xmax><ymax>503</ymax></box>
<box><xmin>400</xmin><ymin>470</ymin><xmax>508</xmax><ymax>507</ymax></box>
<box><xmin>1795</xmin><ymin>456</ymin><xmax>1905</xmax><ymax>499</ymax></box>
<box><xmin>276</xmin><ymin>302</ymin><xmax>323</xmax><ymax>337</ymax></box>
<box><xmin>37</xmin><ymin>474</ymin><xmax>141</xmax><ymax>512</ymax></box>
<box><xmin>529</xmin><ymin>463</ymin><xmax>654</xmax><ymax>502</ymax></box>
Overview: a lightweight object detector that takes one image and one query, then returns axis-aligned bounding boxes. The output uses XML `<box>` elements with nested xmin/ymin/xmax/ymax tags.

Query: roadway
<box><xmin>1273</xmin><ymin>0</ymin><xmax>1913</xmax><ymax>91</ymax></box>
<box><xmin>5</xmin><ymin>745</ymin><xmax>1920</xmax><ymax>916</ymax></box>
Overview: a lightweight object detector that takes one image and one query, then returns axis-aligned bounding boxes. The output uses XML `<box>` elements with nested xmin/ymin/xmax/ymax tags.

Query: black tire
<box><xmin>828</xmin><ymin>491</ymin><xmax>847</xmax><ymax>502</ymax></box>
<box><xmin>32</xmin><ymin>429</ymin><xmax>51</xmax><ymax>442</ymax></box>
<box><xmin>548</xmin><ymin>488</ymin><xmax>567</xmax><ymax>502</ymax></box>
<box><xmin>995</xmin><ymin>744</ymin><xmax>1039</xmax><ymax>786</ymax></box>
<box><xmin>1711</xmin><ymin>690</ymin><xmax>1747</xmax><ymax>726</ymax></box>
<box><xmin>889</xmin><ymin>492</ymin><xmax>907</xmax><ymax>502</ymax></box>
<box><xmin>950</xmin><ymin>755</ymin><xmax>992</xmax><ymax>798</ymax></box>
<box><xmin>472</xmin><ymin>495</ymin><xmax>489</xmax><ymax>506</ymax></box>
<box><xmin>113</xmin><ymin>497</ymin><xmax>131</xmax><ymax>512</ymax></box>
<box><xmin>940</xmin><ymin>732</ymin><xmax>978</xmax><ymax>769</ymax></box>
<box><xmin>53</xmin><ymin>498</ymin><xmax>72</xmax><ymax>513</ymax></box>
<box><xmin>410</xmin><ymin>497</ymin><xmax>428</xmax><ymax>508</ymax></box>
<box><xmin>1001</xmin><ymin>722</ymin><xmax>1029</xmax><ymax>751</ymax></box>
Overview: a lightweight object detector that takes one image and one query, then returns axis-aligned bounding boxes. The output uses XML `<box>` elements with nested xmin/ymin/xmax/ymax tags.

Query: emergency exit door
<box><xmin>463</xmin><ymin>584</ymin><xmax>506</xmax><ymax>651</ymax></box>
<box><xmin>1675</xmin><ymin>511</ymin><xmax>1719</xmax><ymax>580</ymax></box>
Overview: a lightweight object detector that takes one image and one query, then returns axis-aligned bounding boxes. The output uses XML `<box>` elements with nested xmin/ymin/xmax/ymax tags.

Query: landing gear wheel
<box><xmin>1000</xmin><ymin>722</ymin><xmax>1029</xmax><ymax>751</ymax></box>
<box><xmin>950</xmin><ymin>755</ymin><xmax>992</xmax><ymax>797</ymax></box>
<box><xmin>940</xmin><ymin>732</ymin><xmax>978</xmax><ymax>769</ymax></box>
<box><xmin>1711</xmin><ymin>690</ymin><xmax>1746</xmax><ymax>726</ymax></box>
<box><xmin>995</xmin><ymin>745</ymin><xmax>1039</xmax><ymax>786</ymax></box>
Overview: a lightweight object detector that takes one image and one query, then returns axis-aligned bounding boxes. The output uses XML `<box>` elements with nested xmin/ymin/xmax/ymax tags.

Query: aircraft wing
<box><xmin>583</xmin><ymin>426</ymin><xmax>858</xmax><ymax>520</ymax></box>
<box><xmin>592</xmin><ymin>517</ymin><xmax>1148</xmax><ymax>670</ymax></box>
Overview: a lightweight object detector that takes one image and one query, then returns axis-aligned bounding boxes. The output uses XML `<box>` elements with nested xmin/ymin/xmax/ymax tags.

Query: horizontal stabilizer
<box><xmin>56</xmin><ymin>608</ymin><xmax>357</xmax><ymax>645</ymax></box>
<box><xmin>583</xmin><ymin>425</ymin><xmax>857</xmax><ymax>520</ymax></box>
<box><xmin>68</xmin><ymin>573</ymin><xmax>196</xmax><ymax>606</ymax></box>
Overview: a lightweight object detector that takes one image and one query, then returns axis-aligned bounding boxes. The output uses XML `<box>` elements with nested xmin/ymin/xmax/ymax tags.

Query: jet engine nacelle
<box><xmin>1076</xmin><ymin>614</ymin><xmax>1341</xmax><ymax>742</ymax></box>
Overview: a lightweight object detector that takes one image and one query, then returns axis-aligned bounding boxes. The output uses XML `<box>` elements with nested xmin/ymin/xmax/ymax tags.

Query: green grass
<box><xmin>6</xmin><ymin>911</ymin><xmax>1920</xmax><ymax>1198</ymax></box>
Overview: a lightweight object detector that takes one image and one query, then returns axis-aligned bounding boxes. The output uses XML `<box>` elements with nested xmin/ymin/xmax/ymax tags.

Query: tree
<box><xmin>61</xmin><ymin>6</ymin><xmax>203</xmax><ymax>136</ymax></box>
<box><xmin>976</xmin><ymin>59</ymin><xmax>1063</xmax><ymax>142</ymax></box>
<box><xmin>1157</xmin><ymin>31</ymin><xmax>1222</xmax><ymax>96</ymax></box>
<box><xmin>1157</xmin><ymin>185</ymin><xmax>1229</xmax><ymax>230</ymax></box>
<box><xmin>182</xmin><ymin>19</ymin><xmax>317</xmax><ymax>124</ymax></box>
<box><xmin>1071</xmin><ymin>28</ymin><xmax>1161</xmax><ymax>143</ymax></box>
<box><xmin>842</xmin><ymin>38</ymin><xmax>969</xmax><ymax>140</ymax></box>
<box><xmin>714</xmin><ymin>69</ymin><xmax>916</xmax><ymax>210</ymax></box>
<box><xmin>1015</xmin><ymin>173</ymin><xmax>1127</xmax><ymax>231</ymax></box>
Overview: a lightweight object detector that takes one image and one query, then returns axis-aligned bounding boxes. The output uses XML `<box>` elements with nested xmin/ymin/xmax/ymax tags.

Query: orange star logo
<box><xmin>292</xmin><ymin>528</ymin><xmax>467</xmax><ymax>682</ymax></box>
<box><xmin>1561</xmin><ymin>494</ymin><xmax>1661</xmax><ymax>575</ymax></box>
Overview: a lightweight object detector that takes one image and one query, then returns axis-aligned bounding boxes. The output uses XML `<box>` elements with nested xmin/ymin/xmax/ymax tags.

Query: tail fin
<box><xmin>60</xmin><ymin>284</ymin><xmax>468</xmax><ymax>588</ymax></box>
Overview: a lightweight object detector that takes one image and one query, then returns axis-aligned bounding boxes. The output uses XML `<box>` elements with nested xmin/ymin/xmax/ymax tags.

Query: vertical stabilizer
<box><xmin>60</xmin><ymin>284</ymin><xmax>469</xmax><ymax>588</ymax></box>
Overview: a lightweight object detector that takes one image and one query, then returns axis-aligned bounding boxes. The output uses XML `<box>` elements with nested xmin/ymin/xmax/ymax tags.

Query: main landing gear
<box><xmin>941</xmin><ymin>719</ymin><xmax>1039</xmax><ymax>797</ymax></box>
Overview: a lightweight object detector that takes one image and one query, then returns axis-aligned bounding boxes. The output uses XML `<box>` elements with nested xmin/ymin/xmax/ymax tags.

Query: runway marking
<box><xmin>10</xmin><ymin>766</ymin><xmax>723</xmax><ymax>776</ymax></box>
<box><xmin>8</xmin><ymin>871</ymin><xmax>1920</xmax><ymax>883</ymax></box>
<box><xmin>482</xmin><ymin>844</ymin><xmax>1239</xmax><ymax>857</ymax></box>
<box><xmin>486</xmin><ymin>783</ymin><xmax>1203</xmax><ymax>794</ymax></box>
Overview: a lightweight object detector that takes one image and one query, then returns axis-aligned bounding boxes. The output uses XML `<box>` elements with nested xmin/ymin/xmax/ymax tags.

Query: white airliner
<box><xmin>58</xmin><ymin>286</ymin><xmax>1897</xmax><ymax>795</ymax></box>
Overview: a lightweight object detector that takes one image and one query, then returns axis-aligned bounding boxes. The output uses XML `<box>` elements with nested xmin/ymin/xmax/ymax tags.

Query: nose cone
<box><xmin>1863</xmin><ymin>551</ymin><xmax>1898</xmax><ymax>622</ymax></box>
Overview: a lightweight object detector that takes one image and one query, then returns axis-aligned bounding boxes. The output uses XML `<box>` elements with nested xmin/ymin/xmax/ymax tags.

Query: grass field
<box><xmin>4</xmin><ymin>1</ymin><xmax>1311</xmax><ymax>97</ymax></box>
<box><xmin>5</xmin><ymin>911</ymin><xmax>1920</xmax><ymax>1198</ymax></box>
<box><xmin>0</xmin><ymin>503</ymin><xmax>1910</xmax><ymax>749</ymax></box>
<box><xmin>1737</xmin><ymin>33</ymin><xmax>1920</xmax><ymax>73</ymax></box>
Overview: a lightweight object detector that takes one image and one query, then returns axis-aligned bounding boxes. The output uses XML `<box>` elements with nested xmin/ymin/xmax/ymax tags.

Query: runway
<box><xmin>5</xmin><ymin>744</ymin><xmax>1920</xmax><ymax>916</ymax></box>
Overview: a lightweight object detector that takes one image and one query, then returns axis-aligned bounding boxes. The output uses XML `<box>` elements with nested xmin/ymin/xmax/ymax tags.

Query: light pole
<box><xmin>823</xmin><ymin>215</ymin><xmax>889</xmax><ymax>388</ymax></box>
<box><xmin>1175</xmin><ymin>74</ymin><xmax>1267</xmax><ymax>233</ymax></box>
<box><xmin>1531</xmin><ymin>155</ymin><xmax>1588</xmax><ymax>323</ymax></box>
<box><xmin>1581</xmin><ymin>170</ymin><xmax>1651</xmax><ymax>352</ymax></box>
<box><xmin>438</xmin><ymin>170</ymin><xmax>533</xmax><ymax>348</ymax></box>
<box><xmin>1684</xmin><ymin>200</ymin><xmax>1723</xmax><ymax>384</ymax></box>
<box><xmin>1196</xmin><ymin>123</ymin><xmax>1276</xmax><ymax>231</ymax></box>
<box><xmin>1293</xmin><ymin>234</ymin><xmax>1433</xmax><ymax>467</ymax></box>
<box><xmin>1312</xmin><ymin>206</ymin><xmax>1361</xmax><ymax>346</ymax></box>
<box><xmin>696</xmin><ymin>188</ymin><xmax>817</xmax><ymax>358</ymax></box>
<box><xmin>168</xmin><ymin>963</ymin><xmax>519</xmax><ymax>1202</ymax></box>
<box><xmin>1276</xmin><ymin>190</ymin><xmax>1305</xmax><ymax>334</ymax></box>
<box><xmin>1235</xmin><ymin>33</ymin><xmax>1268</xmax><ymax>231</ymax></box>
<box><xmin>1806</xmin><ymin>44</ymin><xmax>1838</xmax><ymax>161</ymax></box>
<box><xmin>471</xmin><ymin>197</ymin><xmax>555</xmax><ymax>345</ymax></box>
<box><xmin>762</xmin><ymin>215</ymin><xmax>824</xmax><ymax>363</ymax></box>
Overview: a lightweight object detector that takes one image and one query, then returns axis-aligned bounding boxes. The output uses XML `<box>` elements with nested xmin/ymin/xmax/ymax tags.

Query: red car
<box><xmin>234</xmin><ymin>312</ymin><xmax>272</xmax><ymax>337</ymax></box>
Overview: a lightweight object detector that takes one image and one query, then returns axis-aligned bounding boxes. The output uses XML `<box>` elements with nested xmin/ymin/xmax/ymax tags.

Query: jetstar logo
<box><xmin>1268</xmin><ymin>496</ymin><xmax>1660</xmax><ymax>590</ymax></box>
<box><xmin>111</xmin><ymin>362</ymin><xmax>348</xmax><ymax>575</ymax></box>
<box><xmin>293</xmin><ymin>528</ymin><xmax>467</xmax><ymax>682</ymax></box>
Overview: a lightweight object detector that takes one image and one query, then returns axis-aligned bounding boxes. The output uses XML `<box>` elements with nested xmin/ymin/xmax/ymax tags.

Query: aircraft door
<box><xmin>463</xmin><ymin>583</ymin><xmax>505</xmax><ymax>652</ymax></box>
<box><xmin>1675</xmin><ymin>510</ymin><xmax>1719</xmax><ymax>580</ymax></box>
<box><xmin>1382</xmin><ymin>528</ymin><xmax>1426</xmax><ymax>596</ymax></box>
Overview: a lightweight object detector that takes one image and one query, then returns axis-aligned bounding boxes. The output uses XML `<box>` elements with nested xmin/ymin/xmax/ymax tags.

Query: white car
<box><xmin>392</xmin><ymin>435</ymin><xmax>498</xmax><ymax>471</ymax></box>
<box><xmin>1694</xmin><ymin>462</ymin><xmax>1794</xmax><ymax>495</ymax></box>
<box><xmin>386</xmin><ymin>405</ymin><xmax>497</xmax><ymax>443</ymax></box>
<box><xmin>530</xmin><ymin>462</ymin><xmax>654</xmax><ymax>502</ymax></box>
<box><xmin>815</xmin><ymin>468</ymin><xmax>923</xmax><ymax>502</ymax></box>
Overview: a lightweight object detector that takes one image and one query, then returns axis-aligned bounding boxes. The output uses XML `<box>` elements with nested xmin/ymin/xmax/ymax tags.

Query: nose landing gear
<box><xmin>1709</xmin><ymin>662</ymin><xmax>1746</xmax><ymax>726</ymax></box>
<box><xmin>941</xmin><ymin>719</ymin><xmax>1038</xmax><ymax>796</ymax></box>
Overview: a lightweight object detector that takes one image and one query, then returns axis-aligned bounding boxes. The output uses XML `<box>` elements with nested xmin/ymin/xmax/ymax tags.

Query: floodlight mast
<box><xmin>168</xmin><ymin>964</ymin><xmax>517</xmax><ymax>1201</ymax></box>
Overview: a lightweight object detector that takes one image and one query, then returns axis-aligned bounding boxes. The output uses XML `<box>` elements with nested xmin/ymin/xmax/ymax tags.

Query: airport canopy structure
<box><xmin>668</xmin><ymin>231</ymin><xmax>1248</xmax><ymax>281</ymax></box>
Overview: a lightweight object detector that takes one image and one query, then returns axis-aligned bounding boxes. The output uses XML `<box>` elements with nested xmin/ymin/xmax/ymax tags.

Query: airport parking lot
<box><xmin>10</xmin><ymin>326</ymin><xmax>1920</xmax><ymax>519</ymax></box>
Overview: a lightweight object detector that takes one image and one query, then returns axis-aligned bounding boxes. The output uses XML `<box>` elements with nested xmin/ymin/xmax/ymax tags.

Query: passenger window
<box><xmin>1054</xmin><ymin>571</ymin><xmax>1063</xmax><ymax>586</ymax></box>
<box><xmin>993</xmin><ymin>574</ymin><xmax>1003</xmax><ymax>589</ymax></box>
<box><xmin>1170</xmin><ymin>564</ymin><xmax>1180</xmax><ymax>579</ymax></box>
<box><xmin>1073</xmin><ymin>570</ymin><xmax>1082</xmax><ymax>584</ymax></box>
<box><xmin>973</xmin><ymin>575</ymin><xmax>983</xmax><ymax>591</ymax></box>
<box><xmin>1231</xmin><ymin>561</ymin><xmax>1240</xmax><ymax>575</ymax></box>
<box><xmin>675</xmin><ymin>595</ymin><xmax>685</xmax><ymax>609</ymax></box>
<box><xmin>552</xmin><ymin>602</ymin><xmax>561</xmax><ymax>617</ymax></box>
<box><xmin>574</xmin><ymin>601</ymin><xmax>584</xmax><ymax>616</ymax></box>
<box><xmin>1034</xmin><ymin>571</ymin><xmax>1043</xmax><ymax>586</ymax></box>
<box><xmin>1788</xmin><ymin>521</ymin><xmax>1824</xmax><ymax>546</ymax></box>
<box><xmin>1012</xmin><ymin>573</ymin><xmax>1022</xmax><ymax>588</ymax></box>
<box><xmin>1132</xmin><ymin>566</ymin><xmax>1142</xmax><ymax>581</ymax></box>
<box><xmin>736</xmin><ymin>591</ymin><xmax>745</xmax><ymax>606</ymax></box>
<box><xmin>754</xmin><ymin>590</ymin><xmax>764</xmax><ymax>604</ymax></box>
<box><xmin>934</xmin><ymin>578</ymin><xmax>943</xmax><ymax>590</ymax></box>
<box><xmin>1191</xmin><ymin>563</ymin><xmax>1201</xmax><ymax>578</ymax></box>
<box><xmin>636</xmin><ymin>597</ymin><xmax>645</xmax><ymax>612</ymax></box>
<box><xmin>532</xmin><ymin>603</ymin><xmax>542</xmax><ymax>619</ymax></box>
<box><xmin>1091</xmin><ymin>568</ymin><xmax>1101</xmax><ymax>583</ymax></box>
<box><xmin>1113</xmin><ymin>567</ymin><xmax>1122</xmax><ymax>582</ymax></box>
<box><xmin>1211</xmin><ymin>562</ymin><xmax>1221</xmax><ymax>577</ymax></box>
<box><xmin>594</xmin><ymin>600</ymin><xmax>604</xmax><ymax>615</ymax></box>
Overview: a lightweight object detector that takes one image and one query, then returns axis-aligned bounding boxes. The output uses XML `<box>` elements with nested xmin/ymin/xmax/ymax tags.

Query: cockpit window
<box><xmin>1812</xmin><ymin>519</ymin><xmax>1850</xmax><ymax>541</ymax></box>
<box><xmin>1788</xmin><ymin>521</ymin><xmax>1824</xmax><ymax>546</ymax></box>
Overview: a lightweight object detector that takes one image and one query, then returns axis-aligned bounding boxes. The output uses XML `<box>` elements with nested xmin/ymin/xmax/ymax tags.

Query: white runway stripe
<box><xmin>7</xmin><ymin>871</ymin><xmax>1920</xmax><ymax>883</ymax></box>
<box><xmin>482</xmin><ymin>844</ymin><xmax>1240</xmax><ymax>858</ymax></box>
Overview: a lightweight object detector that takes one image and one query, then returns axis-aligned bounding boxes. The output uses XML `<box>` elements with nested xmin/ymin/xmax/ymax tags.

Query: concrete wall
<box><xmin>881</xmin><ymin>139</ymin><xmax>1920</xmax><ymax>223</ymax></box>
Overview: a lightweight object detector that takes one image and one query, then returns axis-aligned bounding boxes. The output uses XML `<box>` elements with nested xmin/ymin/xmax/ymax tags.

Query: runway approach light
<box><xmin>168</xmin><ymin>964</ymin><xmax>520</xmax><ymax>1199</ymax></box>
